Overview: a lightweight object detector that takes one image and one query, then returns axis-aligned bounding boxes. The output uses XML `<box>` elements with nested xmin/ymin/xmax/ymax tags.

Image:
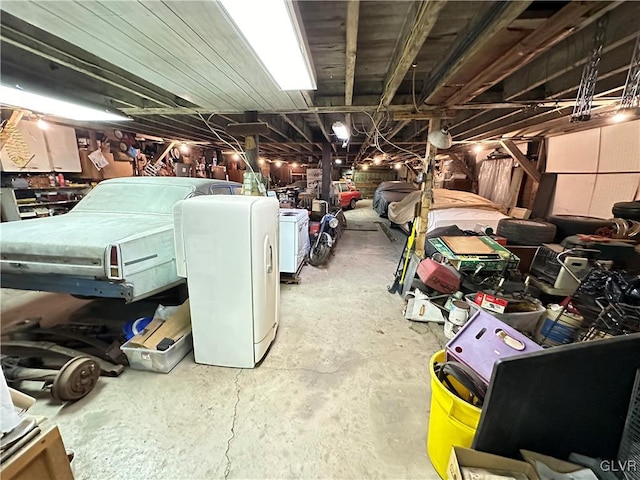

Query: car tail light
<box><xmin>107</xmin><ymin>245</ymin><xmax>123</xmax><ymax>280</ymax></box>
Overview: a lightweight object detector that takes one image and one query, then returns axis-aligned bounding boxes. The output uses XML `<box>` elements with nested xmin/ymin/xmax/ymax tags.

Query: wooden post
<box><xmin>507</xmin><ymin>167</ymin><xmax>525</xmax><ymax>209</ymax></box>
<box><xmin>321</xmin><ymin>141</ymin><xmax>332</xmax><ymax>202</ymax></box>
<box><xmin>243</xmin><ymin>111</ymin><xmax>260</xmax><ymax>171</ymax></box>
<box><xmin>415</xmin><ymin>118</ymin><xmax>441</xmax><ymax>259</ymax></box>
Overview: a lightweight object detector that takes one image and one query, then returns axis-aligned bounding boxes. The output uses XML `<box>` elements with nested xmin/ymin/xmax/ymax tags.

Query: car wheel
<box><xmin>496</xmin><ymin>218</ymin><xmax>556</xmax><ymax>246</ymax></box>
<box><xmin>349</xmin><ymin>198</ymin><xmax>357</xmax><ymax>210</ymax></box>
<box><xmin>546</xmin><ymin>215</ymin><xmax>613</xmax><ymax>241</ymax></box>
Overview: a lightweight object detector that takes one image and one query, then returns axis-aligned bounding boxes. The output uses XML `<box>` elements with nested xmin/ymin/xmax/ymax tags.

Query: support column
<box><xmin>321</xmin><ymin>141</ymin><xmax>332</xmax><ymax>202</ymax></box>
<box><xmin>415</xmin><ymin>118</ymin><xmax>441</xmax><ymax>259</ymax></box>
<box><xmin>244</xmin><ymin>111</ymin><xmax>260</xmax><ymax>171</ymax></box>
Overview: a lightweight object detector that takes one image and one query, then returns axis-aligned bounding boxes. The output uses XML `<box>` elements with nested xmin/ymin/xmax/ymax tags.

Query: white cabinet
<box><xmin>279</xmin><ymin>208</ymin><xmax>309</xmax><ymax>274</ymax></box>
<box><xmin>0</xmin><ymin>120</ymin><xmax>81</xmax><ymax>173</ymax></box>
<box><xmin>0</xmin><ymin>120</ymin><xmax>51</xmax><ymax>172</ymax></box>
<box><xmin>45</xmin><ymin>124</ymin><xmax>82</xmax><ymax>172</ymax></box>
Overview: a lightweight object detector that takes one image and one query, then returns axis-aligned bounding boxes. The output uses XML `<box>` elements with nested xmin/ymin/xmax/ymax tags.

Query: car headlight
<box><xmin>329</xmin><ymin>217</ymin><xmax>339</xmax><ymax>229</ymax></box>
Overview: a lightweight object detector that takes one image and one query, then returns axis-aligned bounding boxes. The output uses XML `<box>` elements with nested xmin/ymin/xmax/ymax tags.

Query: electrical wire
<box><xmin>363</xmin><ymin>111</ymin><xmax>426</xmax><ymax>163</ymax></box>
<box><xmin>196</xmin><ymin>112</ymin><xmax>266</xmax><ymax>196</ymax></box>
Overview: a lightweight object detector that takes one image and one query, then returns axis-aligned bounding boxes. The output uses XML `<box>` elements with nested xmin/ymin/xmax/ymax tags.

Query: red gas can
<box><xmin>416</xmin><ymin>258</ymin><xmax>461</xmax><ymax>293</ymax></box>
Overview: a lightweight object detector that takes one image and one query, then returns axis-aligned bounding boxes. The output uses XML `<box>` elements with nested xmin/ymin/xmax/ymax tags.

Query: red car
<box><xmin>333</xmin><ymin>181</ymin><xmax>361</xmax><ymax>209</ymax></box>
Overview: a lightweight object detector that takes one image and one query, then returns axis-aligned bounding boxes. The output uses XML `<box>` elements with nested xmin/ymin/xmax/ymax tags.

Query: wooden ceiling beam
<box><xmin>500</xmin><ymin>139</ymin><xmax>541</xmax><ymax>183</ymax></box>
<box><xmin>503</xmin><ymin>3</ymin><xmax>638</xmax><ymax>100</ymax></box>
<box><xmin>419</xmin><ymin>1</ymin><xmax>531</xmax><ymax>104</ymax></box>
<box><xmin>279</xmin><ymin>113</ymin><xmax>313</xmax><ymax>144</ymax></box>
<box><xmin>344</xmin><ymin>0</ymin><xmax>360</xmax><ymax>107</ymax></box>
<box><xmin>355</xmin><ymin>0</ymin><xmax>447</xmax><ymax>163</ymax></box>
<box><xmin>444</xmin><ymin>1</ymin><xmax>618</xmax><ymax>106</ymax></box>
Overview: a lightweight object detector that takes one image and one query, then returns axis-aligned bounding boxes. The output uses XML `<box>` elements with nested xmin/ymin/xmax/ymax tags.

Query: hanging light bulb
<box><xmin>362</xmin><ymin>164</ymin><xmax>369</xmax><ymax>171</ymax></box>
<box><xmin>36</xmin><ymin>118</ymin><xmax>48</xmax><ymax>130</ymax></box>
<box><xmin>232</xmin><ymin>153</ymin><xmax>240</xmax><ymax>161</ymax></box>
<box><xmin>373</xmin><ymin>157</ymin><xmax>381</xmax><ymax>165</ymax></box>
<box><xmin>335</xmin><ymin>158</ymin><xmax>342</xmax><ymax>164</ymax></box>
<box><xmin>275</xmin><ymin>160</ymin><xmax>282</xmax><ymax>168</ymax></box>
<box><xmin>394</xmin><ymin>163</ymin><xmax>402</xmax><ymax>170</ymax></box>
<box><xmin>472</xmin><ymin>144</ymin><xmax>483</xmax><ymax>153</ymax></box>
<box><xmin>292</xmin><ymin>162</ymin><xmax>298</xmax><ymax>168</ymax></box>
<box><xmin>180</xmin><ymin>144</ymin><xmax>190</xmax><ymax>154</ymax></box>
<box><xmin>258</xmin><ymin>158</ymin><xmax>265</xmax><ymax>165</ymax></box>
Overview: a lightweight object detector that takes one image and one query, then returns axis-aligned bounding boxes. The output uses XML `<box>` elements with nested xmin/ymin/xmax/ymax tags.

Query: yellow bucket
<box><xmin>427</xmin><ymin>350</ymin><xmax>482</xmax><ymax>478</ymax></box>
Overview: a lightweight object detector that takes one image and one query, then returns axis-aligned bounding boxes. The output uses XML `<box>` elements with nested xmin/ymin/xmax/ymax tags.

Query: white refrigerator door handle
<box><xmin>266</xmin><ymin>242</ymin><xmax>273</xmax><ymax>273</ymax></box>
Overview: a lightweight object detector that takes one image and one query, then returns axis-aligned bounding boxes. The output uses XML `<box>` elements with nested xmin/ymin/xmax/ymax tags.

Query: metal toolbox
<box><xmin>445</xmin><ymin>310</ymin><xmax>542</xmax><ymax>384</ymax></box>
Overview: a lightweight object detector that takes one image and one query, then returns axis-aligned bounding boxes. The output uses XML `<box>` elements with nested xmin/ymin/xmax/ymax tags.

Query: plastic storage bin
<box><xmin>446</xmin><ymin>311</ymin><xmax>542</xmax><ymax>384</ymax></box>
<box><xmin>464</xmin><ymin>293</ymin><xmax>545</xmax><ymax>335</ymax></box>
<box><xmin>120</xmin><ymin>333</ymin><xmax>192</xmax><ymax>373</ymax></box>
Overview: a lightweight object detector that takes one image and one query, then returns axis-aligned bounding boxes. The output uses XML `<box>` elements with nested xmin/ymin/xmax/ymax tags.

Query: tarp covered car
<box><xmin>372</xmin><ymin>181</ymin><xmax>418</xmax><ymax>217</ymax></box>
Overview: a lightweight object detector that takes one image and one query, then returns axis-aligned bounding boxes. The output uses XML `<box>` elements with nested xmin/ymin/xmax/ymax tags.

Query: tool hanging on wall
<box><xmin>571</xmin><ymin>15</ymin><xmax>608</xmax><ymax>122</ymax></box>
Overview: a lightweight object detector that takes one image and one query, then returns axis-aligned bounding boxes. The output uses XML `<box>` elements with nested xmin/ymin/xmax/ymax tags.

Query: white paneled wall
<box><xmin>547</xmin><ymin>129</ymin><xmax>600</xmax><ymax>173</ymax></box>
<box><xmin>547</xmin><ymin>120</ymin><xmax>640</xmax><ymax>219</ymax></box>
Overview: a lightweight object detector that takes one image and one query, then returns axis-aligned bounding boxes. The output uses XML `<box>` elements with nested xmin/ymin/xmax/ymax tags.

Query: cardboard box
<box><xmin>448</xmin><ymin>447</ymin><xmax>539</xmax><ymax>480</ymax></box>
<box><xmin>474</xmin><ymin>292</ymin><xmax>508</xmax><ymax>314</ymax></box>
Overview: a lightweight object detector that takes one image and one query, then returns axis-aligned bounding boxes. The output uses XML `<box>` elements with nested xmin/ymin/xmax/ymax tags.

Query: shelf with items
<box><xmin>1</xmin><ymin>184</ymin><xmax>92</xmax><ymax>222</ymax></box>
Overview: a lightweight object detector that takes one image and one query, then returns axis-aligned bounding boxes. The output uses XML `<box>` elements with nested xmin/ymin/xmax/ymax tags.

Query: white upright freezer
<box><xmin>279</xmin><ymin>208</ymin><xmax>309</xmax><ymax>274</ymax></box>
<box><xmin>173</xmin><ymin>195</ymin><xmax>279</xmax><ymax>368</ymax></box>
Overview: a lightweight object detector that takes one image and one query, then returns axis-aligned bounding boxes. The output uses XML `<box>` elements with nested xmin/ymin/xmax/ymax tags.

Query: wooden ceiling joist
<box><xmin>503</xmin><ymin>2</ymin><xmax>639</xmax><ymax>101</ymax></box>
<box><xmin>344</xmin><ymin>0</ymin><xmax>360</xmax><ymax>108</ymax></box>
<box><xmin>419</xmin><ymin>0</ymin><xmax>531</xmax><ymax>104</ymax></box>
<box><xmin>443</xmin><ymin>1</ymin><xmax>618</xmax><ymax>106</ymax></box>
<box><xmin>355</xmin><ymin>0</ymin><xmax>447</xmax><ymax>163</ymax></box>
<box><xmin>279</xmin><ymin>114</ymin><xmax>313</xmax><ymax>144</ymax></box>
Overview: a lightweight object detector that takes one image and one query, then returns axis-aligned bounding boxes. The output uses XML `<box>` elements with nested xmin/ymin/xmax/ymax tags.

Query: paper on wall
<box><xmin>88</xmin><ymin>148</ymin><xmax>109</xmax><ymax>170</ymax></box>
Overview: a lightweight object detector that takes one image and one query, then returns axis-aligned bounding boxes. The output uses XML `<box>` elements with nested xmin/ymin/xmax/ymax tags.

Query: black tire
<box><xmin>349</xmin><ymin>198</ymin><xmax>357</xmax><ymax>210</ymax></box>
<box><xmin>496</xmin><ymin>218</ymin><xmax>556</xmax><ymax>246</ymax></box>
<box><xmin>308</xmin><ymin>233</ymin><xmax>332</xmax><ymax>266</ymax></box>
<box><xmin>612</xmin><ymin>201</ymin><xmax>640</xmax><ymax>221</ymax></box>
<box><xmin>546</xmin><ymin>215</ymin><xmax>613</xmax><ymax>241</ymax></box>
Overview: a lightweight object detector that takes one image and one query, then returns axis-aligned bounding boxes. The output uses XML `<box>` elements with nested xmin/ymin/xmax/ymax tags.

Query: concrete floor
<box><xmin>1</xmin><ymin>200</ymin><xmax>446</xmax><ymax>480</ymax></box>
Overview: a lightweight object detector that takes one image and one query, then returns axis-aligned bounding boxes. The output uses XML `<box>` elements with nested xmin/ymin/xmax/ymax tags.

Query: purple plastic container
<box><xmin>445</xmin><ymin>310</ymin><xmax>543</xmax><ymax>384</ymax></box>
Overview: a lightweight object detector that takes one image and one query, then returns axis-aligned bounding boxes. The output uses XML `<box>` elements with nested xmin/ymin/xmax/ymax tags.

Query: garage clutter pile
<box><xmin>391</xmin><ymin>201</ymin><xmax>640</xmax><ymax>480</ymax></box>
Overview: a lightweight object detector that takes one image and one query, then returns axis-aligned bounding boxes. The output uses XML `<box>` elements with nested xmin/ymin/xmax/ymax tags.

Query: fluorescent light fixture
<box><xmin>334</xmin><ymin>158</ymin><xmax>342</xmax><ymax>164</ymax></box>
<box><xmin>1</xmin><ymin>84</ymin><xmax>130</xmax><ymax>121</ymax></box>
<box><xmin>332</xmin><ymin>121</ymin><xmax>350</xmax><ymax>141</ymax></box>
<box><xmin>220</xmin><ymin>0</ymin><xmax>316</xmax><ymax>91</ymax></box>
<box><xmin>36</xmin><ymin>118</ymin><xmax>48</xmax><ymax>130</ymax></box>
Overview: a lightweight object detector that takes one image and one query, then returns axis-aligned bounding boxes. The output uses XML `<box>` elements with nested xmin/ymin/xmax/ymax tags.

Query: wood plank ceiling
<box><xmin>1</xmin><ymin>0</ymin><xmax>639</xmax><ymax>167</ymax></box>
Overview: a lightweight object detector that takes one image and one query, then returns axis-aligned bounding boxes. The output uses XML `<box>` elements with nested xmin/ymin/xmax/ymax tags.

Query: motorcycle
<box><xmin>308</xmin><ymin>202</ymin><xmax>345</xmax><ymax>266</ymax></box>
